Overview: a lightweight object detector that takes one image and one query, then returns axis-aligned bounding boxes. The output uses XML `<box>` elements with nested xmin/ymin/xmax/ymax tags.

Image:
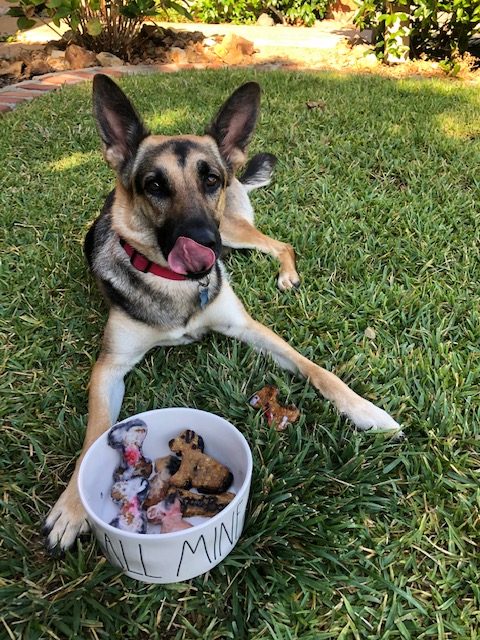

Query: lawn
<box><xmin>1</xmin><ymin>68</ymin><xmax>479</xmax><ymax>639</ymax></box>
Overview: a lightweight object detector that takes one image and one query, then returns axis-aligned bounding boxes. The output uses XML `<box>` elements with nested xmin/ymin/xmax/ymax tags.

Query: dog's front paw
<box><xmin>344</xmin><ymin>398</ymin><xmax>403</xmax><ymax>437</ymax></box>
<box><xmin>43</xmin><ymin>488</ymin><xmax>90</xmax><ymax>553</ymax></box>
<box><xmin>277</xmin><ymin>270</ymin><xmax>300</xmax><ymax>292</ymax></box>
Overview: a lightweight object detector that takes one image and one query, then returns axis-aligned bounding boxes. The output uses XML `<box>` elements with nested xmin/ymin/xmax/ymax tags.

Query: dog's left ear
<box><xmin>92</xmin><ymin>74</ymin><xmax>149</xmax><ymax>175</ymax></box>
<box><xmin>206</xmin><ymin>82</ymin><xmax>261</xmax><ymax>169</ymax></box>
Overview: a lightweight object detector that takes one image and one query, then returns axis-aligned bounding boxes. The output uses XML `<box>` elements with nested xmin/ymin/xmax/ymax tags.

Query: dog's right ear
<box><xmin>206</xmin><ymin>82</ymin><xmax>261</xmax><ymax>171</ymax></box>
<box><xmin>92</xmin><ymin>74</ymin><xmax>149</xmax><ymax>174</ymax></box>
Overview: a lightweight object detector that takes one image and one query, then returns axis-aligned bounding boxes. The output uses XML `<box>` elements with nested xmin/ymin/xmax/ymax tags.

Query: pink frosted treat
<box><xmin>146</xmin><ymin>493</ymin><xmax>193</xmax><ymax>533</ymax></box>
<box><xmin>108</xmin><ymin>419</ymin><xmax>152</xmax><ymax>481</ymax></box>
<box><xmin>110</xmin><ymin>477</ymin><xmax>149</xmax><ymax>533</ymax></box>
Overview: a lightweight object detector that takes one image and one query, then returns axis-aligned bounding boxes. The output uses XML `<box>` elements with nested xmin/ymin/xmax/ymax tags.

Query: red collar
<box><xmin>119</xmin><ymin>238</ymin><xmax>187</xmax><ymax>281</ymax></box>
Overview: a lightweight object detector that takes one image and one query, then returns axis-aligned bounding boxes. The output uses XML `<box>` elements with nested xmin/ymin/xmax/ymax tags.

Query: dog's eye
<box><xmin>145</xmin><ymin>180</ymin><xmax>162</xmax><ymax>194</ymax></box>
<box><xmin>205</xmin><ymin>173</ymin><xmax>220</xmax><ymax>188</ymax></box>
<box><xmin>144</xmin><ymin>174</ymin><xmax>170</xmax><ymax>197</ymax></box>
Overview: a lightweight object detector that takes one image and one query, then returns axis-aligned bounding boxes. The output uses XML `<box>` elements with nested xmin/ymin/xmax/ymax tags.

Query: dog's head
<box><xmin>92</xmin><ymin>74</ymin><xmax>261</xmax><ymax>278</ymax></box>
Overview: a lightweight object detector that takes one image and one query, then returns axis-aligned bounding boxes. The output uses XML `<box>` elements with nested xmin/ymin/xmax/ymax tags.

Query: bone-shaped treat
<box><xmin>108</xmin><ymin>418</ymin><xmax>153</xmax><ymax>481</ymax></box>
<box><xmin>166</xmin><ymin>486</ymin><xmax>235</xmax><ymax>517</ymax></box>
<box><xmin>168</xmin><ymin>429</ymin><xmax>233</xmax><ymax>494</ymax></box>
<box><xmin>249</xmin><ymin>385</ymin><xmax>300</xmax><ymax>431</ymax></box>
<box><xmin>143</xmin><ymin>455</ymin><xmax>181</xmax><ymax>508</ymax></box>
<box><xmin>146</xmin><ymin>492</ymin><xmax>193</xmax><ymax>533</ymax></box>
<box><xmin>110</xmin><ymin>476</ymin><xmax>149</xmax><ymax>533</ymax></box>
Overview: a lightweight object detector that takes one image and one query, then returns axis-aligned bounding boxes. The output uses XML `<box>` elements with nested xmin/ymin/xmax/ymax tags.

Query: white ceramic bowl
<box><xmin>78</xmin><ymin>408</ymin><xmax>253</xmax><ymax>584</ymax></box>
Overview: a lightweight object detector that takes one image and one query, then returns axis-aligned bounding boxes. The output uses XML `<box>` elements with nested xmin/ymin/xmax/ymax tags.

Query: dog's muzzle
<box><xmin>159</xmin><ymin>217</ymin><xmax>222</xmax><ymax>279</ymax></box>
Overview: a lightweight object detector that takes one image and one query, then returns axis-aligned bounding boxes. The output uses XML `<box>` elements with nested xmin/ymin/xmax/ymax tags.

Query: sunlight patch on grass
<box><xmin>146</xmin><ymin>107</ymin><xmax>193</xmax><ymax>132</ymax></box>
<box><xmin>435</xmin><ymin>112</ymin><xmax>480</xmax><ymax>140</ymax></box>
<box><xmin>48</xmin><ymin>151</ymin><xmax>98</xmax><ymax>173</ymax></box>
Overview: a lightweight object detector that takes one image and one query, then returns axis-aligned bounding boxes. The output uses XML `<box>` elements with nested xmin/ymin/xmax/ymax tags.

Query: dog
<box><xmin>43</xmin><ymin>74</ymin><xmax>401</xmax><ymax>552</ymax></box>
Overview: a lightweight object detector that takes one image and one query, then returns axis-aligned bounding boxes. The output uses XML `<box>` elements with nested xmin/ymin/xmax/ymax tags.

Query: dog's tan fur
<box><xmin>44</xmin><ymin>76</ymin><xmax>400</xmax><ymax>551</ymax></box>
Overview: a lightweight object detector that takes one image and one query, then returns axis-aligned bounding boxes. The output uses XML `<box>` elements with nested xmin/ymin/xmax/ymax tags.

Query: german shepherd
<box><xmin>44</xmin><ymin>75</ymin><xmax>400</xmax><ymax>551</ymax></box>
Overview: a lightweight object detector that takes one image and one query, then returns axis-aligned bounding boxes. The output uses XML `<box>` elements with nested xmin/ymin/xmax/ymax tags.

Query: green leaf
<box><xmin>53</xmin><ymin>5</ymin><xmax>70</xmax><ymax>17</ymax></box>
<box><xmin>46</xmin><ymin>0</ymin><xmax>66</xmax><ymax>8</ymax></box>
<box><xmin>7</xmin><ymin>6</ymin><xmax>25</xmax><ymax>17</ymax></box>
<box><xmin>17</xmin><ymin>15</ymin><xmax>36</xmax><ymax>28</ymax></box>
<box><xmin>119</xmin><ymin>3</ymin><xmax>140</xmax><ymax>17</ymax></box>
<box><xmin>164</xmin><ymin>0</ymin><xmax>193</xmax><ymax>18</ymax></box>
<box><xmin>86</xmin><ymin>17</ymin><xmax>102</xmax><ymax>35</ymax></box>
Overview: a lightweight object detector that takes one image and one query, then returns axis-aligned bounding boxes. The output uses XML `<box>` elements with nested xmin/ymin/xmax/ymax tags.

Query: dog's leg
<box><xmin>220</xmin><ymin>215</ymin><xmax>300</xmax><ymax>292</ymax></box>
<box><xmin>203</xmin><ymin>285</ymin><xmax>401</xmax><ymax>433</ymax></box>
<box><xmin>43</xmin><ymin>310</ymin><xmax>160</xmax><ymax>552</ymax></box>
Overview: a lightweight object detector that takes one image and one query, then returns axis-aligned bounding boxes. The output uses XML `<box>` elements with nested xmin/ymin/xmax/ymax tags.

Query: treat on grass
<box><xmin>143</xmin><ymin>455</ymin><xmax>181</xmax><ymax>508</ymax></box>
<box><xmin>110</xmin><ymin>476</ymin><xmax>149</xmax><ymax>533</ymax></box>
<box><xmin>146</xmin><ymin>493</ymin><xmax>193</xmax><ymax>533</ymax></box>
<box><xmin>166</xmin><ymin>486</ymin><xmax>236</xmax><ymax>517</ymax></box>
<box><xmin>168</xmin><ymin>429</ymin><xmax>233</xmax><ymax>494</ymax></box>
<box><xmin>108</xmin><ymin>418</ymin><xmax>153</xmax><ymax>481</ymax></box>
<box><xmin>249</xmin><ymin>384</ymin><xmax>300</xmax><ymax>431</ymax></box>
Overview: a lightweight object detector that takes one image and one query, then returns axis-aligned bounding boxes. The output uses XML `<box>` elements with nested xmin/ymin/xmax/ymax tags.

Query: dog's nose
<box><xmin>185</xmin><ymin>223</ymin><xmax>218</xmax><ymax>250</ymax></box>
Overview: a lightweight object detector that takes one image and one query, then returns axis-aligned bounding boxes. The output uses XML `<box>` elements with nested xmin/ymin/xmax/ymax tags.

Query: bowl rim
<box><xmin>78</xmin><ymin>407</ymin><xmax>253</xmax><ymax>541</ymax></box>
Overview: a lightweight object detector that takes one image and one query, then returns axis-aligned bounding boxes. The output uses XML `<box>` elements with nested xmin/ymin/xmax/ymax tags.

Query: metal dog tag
<box><xmin>198</xmin><ymin>277</ymin><xmax>210</xmax><ymax>309</ymax></box>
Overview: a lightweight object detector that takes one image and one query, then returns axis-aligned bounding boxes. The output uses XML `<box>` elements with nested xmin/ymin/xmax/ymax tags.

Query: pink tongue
<box><xmin>167</xmin><ymin>236</ymin><xmax>216</xmax><ymax>275</ymax></box>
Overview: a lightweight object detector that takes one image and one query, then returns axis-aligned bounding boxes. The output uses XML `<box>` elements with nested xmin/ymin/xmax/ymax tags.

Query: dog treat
<box><xmin>110</xmin><ymin>476</ymin><xmax>149</xmax><ymax>533</ymax></box>
<box><xmin>169</xmin><ymin>429</ymin><xmax>233</xmax><ymax>494</ymax></box>
<box><xmin>108</xmin><ymin>418</ymin><xmax>153</xmax><ymax>481</ymax></box>
<box><xmin>249</xmin><ymin>385</ymin><xmax>300</xmax><ymax>431</ymax></box>
<box><xmin>143</xmin><ymin>455</ymin><xmax>181</xmax><ymax>508</ymax></box>
<box><xmin>106</xmin><ymin>424</ymin><xmax>237</xmax><ymax>534</ymax></box>
<box><xmin>167</xmin><ymin>486</ymin><xmax>235</xmax><ymax>517</ymax></box>
<box><xmin>146</xmin><ymin>493</ymin><xmax>193</xmax><ymax>533</ymax></box>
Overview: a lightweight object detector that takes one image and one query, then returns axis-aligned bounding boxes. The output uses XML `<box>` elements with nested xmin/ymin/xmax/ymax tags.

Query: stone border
<box><xmin>0</xmin><ymin>61</ymin><xmax>273</xmax><ymax>114</ymax></box>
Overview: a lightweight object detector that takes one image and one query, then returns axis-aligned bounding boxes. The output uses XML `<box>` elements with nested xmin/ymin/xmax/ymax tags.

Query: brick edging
<box><xmin>0</xmin><ymin>61</ymin><xmax>253</xmax><ymax>114</ymax></box>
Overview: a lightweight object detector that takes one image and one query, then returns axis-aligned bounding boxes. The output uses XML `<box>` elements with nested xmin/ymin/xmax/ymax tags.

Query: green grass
<box><xmin>1</xmin><ymin>69</ymin><xmax>479</xmax><ymax>639</ymax></box>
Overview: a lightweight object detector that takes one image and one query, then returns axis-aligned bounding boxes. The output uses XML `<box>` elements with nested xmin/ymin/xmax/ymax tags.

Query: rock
<box><xmin>359</xmin><ymin>28</ymin><xmax>375</xmax><ymax>45</ymax></box>
<box><xmin>146</xmin><ymin>41</ymin><xmax>157</xmax><ymax>56</ymax></box>
<box><xmin>154</xmin><ymin>46</ymin><xmax>167</xmax><ymax>58</ymax></box>
<box><xmin>46</xmin><ymin>53</ymin><xmax>68</xmax><ymax>71</ymax></box>
<box><xmin>203</xmin><ymin>37</ymin><xmax>217</xmax><ymax>48</ymax></box>
<box><xmin>351</xmin><ymin>43</ymin><xmax>371</xmax><ymax>59</ymax></box>
<box><xmin>256</xmin><ymin>12</ymin><xmax>274</xmax><ymax>26</ymax></box>
<box><xmin>45</xmin><ymin>49</ymin><xmax>68</xmax><ymax>71</ymax></box>
<box><xmin>96</xmin><ymin>52</ymin><xmax>125</xmax><ymax>67</ymax></box>
<box><xmin>51</xmin><ymin>31</ymin><xmax>76</xmax><ymax>51</ymax></box>
<box><xmin>213</xmin><ymin>33</ymin><xmax>255</xmax><ymax>64</ymax></box>
<box><xmin>65</xmin><ymin>44</ymin><xmax>97</xmax><ymax>70</ymax></box>
<box><xmin>363</xmin><ymin>53</ymin><xmax>379</xmax><ymax>66</ymax></box>
<box><xmin>26</xmin><ymin>58</ymin><xmax>54</xmax><ymax>77</ymax></box>
<box><xmin>177</xmin><ymin>30</ymin><xmax>204</xmax><ymax>45</ymax></box>
<box><xmin>168</xmin><ymin>46</ymin><xmax>188</xmax><ymax>64</ymax></box>
<box><xmin>186</xmin><ymin>42</ymin><xmax>208</xmax><ymax>63</ymax></box>
<box><xmin>0</xmin><ymin>43</ymin><xmax>43</xmax><ymax>61</ymax></box>
<box><xmin>48</xmin><ymin>48</ymin><xmax>66</xmax><ymax>60</ymax></box>
<box><xmin>0</xmin><ymin>59</ymin><xmax>24</xmax><ymax>78</ymax></box>
<box><xmin>140</xmin><ymin>24</ymin><xmax>160</xmax><ymax>39</ymax></box>
<box><xmin>171</xmin><ymin>39</ymin><xmax>187</xmax><ymax>50</ymax></box>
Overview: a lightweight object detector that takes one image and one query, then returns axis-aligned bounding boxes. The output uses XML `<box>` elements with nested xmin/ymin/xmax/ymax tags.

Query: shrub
<box><xmin>354</xmin><ymin>0</ymin><xmax>480</xmax><ymax>62</ymax></box>
<box><xmin>191</xmin><ymin>0</ymin><xmax>330</xmax><ymax>26</ymax></box>
<box><xmin>7</xmin><ymin>0</ymin><xmax>190</xmax><ymax>57</ymax></box>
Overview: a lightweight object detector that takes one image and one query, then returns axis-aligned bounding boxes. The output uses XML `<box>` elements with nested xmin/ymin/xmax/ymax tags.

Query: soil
<box><xmin>0</xmin><ymin>22</ymin><xmax>479</xmax><ymax>89</ymax></box>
